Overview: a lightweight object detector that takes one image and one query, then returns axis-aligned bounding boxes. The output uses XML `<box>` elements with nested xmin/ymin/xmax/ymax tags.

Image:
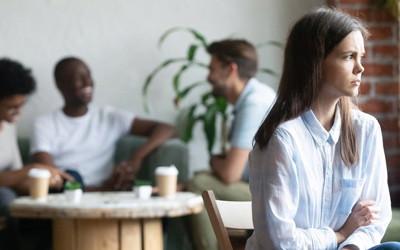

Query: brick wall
<box><xmin>327</xmin><ymin>0</ymin><xmax>400</xmax><ymax>206</ymax></box>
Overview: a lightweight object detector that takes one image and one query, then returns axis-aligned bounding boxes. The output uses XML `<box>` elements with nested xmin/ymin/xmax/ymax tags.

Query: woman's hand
<box><xmin>339</xmin><ymin>200</ymin><xmax>381</xmax><ymax>239</ymax></box>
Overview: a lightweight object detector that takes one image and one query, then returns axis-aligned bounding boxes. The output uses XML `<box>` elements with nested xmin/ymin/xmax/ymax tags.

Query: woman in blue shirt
<box><xmin>246</xmin><ymin>7</ymin><xmax>400</xmax><ymax>250</ymax></box>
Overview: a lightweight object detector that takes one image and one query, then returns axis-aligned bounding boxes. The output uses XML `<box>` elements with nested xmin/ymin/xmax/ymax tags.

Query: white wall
<box><xmin>1</xmin><ymin>0</ymin><xmax>322</xmax><ymax>175</ymax></box>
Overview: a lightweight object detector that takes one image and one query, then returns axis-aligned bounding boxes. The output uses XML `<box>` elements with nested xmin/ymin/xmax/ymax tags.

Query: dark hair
<box><xmin>0</xmin><ymin>58</ymin><xmax>36</xmax><ymax>100</ymax></box>
<box><xmin>54</xmin><ymin>57</ymin><xmax>82</xmax><ymax>83</ymax></box>
<box><xmin>254</xmin><ymin>7</ymin><xmax>369</xmax><ymax>167</ymax></box>
<box><xmin>207</xmin><ymin>39</ymin><xmax>258</xmax><ymax>80</ymax></box>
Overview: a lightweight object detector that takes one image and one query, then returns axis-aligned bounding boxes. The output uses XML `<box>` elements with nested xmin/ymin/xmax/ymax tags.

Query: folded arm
<box><xmin>339</xmin><ymin>121</ymin><xmax>391</xmax><ymax>250</ymax></box>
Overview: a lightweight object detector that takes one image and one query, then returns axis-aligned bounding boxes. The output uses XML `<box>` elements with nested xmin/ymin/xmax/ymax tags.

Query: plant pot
<box><xmin>133</xmin><ymin>185</ymin><xmax>152</xmax><ymax>199</ymax></box>
<box><xmin>64</xmin><ymin>189</ymin><xmax>83</xmax><ymax>202</ymax></box>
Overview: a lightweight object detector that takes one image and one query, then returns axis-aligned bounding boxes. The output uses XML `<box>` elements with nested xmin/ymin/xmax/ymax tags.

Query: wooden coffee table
<box><xmin>10</xmin><ymin>192</ymin><xmax>203</xmax><ymax>250</ymax></box>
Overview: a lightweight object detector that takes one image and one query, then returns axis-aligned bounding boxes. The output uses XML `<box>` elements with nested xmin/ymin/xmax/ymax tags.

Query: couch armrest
<box><xmin>114</xmin><ymin>135</ymin><xmax>189</xmax><ymax>185</ymax></box>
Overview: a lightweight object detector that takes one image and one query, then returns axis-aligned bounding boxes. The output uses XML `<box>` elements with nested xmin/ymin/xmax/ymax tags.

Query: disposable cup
<box><xmin>155</xmin><ymin>165</ymin><xmax>178</xmax><ymax>197</ymax></box>
<box><xmin>28</xmin><ymin>168</ymin><xmax>51</xmax><ymax>201</ymax></box>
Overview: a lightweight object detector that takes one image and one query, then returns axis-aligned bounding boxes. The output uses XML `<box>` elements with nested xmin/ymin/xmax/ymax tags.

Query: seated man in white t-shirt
<box><xmin>31</xmin><ymin>57</ymin><xmax>176</xmax><ymax>191</ymax></box>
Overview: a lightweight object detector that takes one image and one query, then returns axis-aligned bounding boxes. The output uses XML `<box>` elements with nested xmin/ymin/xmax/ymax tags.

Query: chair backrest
<box><xmin>202</xmin><ymin>190</ymin><xmax>253</xmax><ymax>250</ymax></box>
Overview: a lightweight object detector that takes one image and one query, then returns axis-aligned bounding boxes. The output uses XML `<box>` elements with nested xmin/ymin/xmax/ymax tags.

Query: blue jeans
<box><xmin>368</xmin><ymin>242</ymin><xmax>400</xmax><ymax>250</ymax></box>
<box><xmin>0</xmin><ymin>187</ymin><xmax>19</xmax><ymax>250</ymax></box>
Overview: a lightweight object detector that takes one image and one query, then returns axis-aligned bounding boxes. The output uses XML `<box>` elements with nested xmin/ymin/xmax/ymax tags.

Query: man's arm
<box><xmin>111</xmin><ymin>118</ymin><xmax>176</xmax><ymax>190</ymax></box>
<box><xmin>32</xmin><ymin>152</ymin><xmax>55</xmax><ymax>167</ymax></box>
<box><xmin>210</xmin><ymin>147</ymin><xmax>250</xmax><ymax>185</ymax></box>
<box><xmin>128</xmin><ymin>118</ymin><xmax>176</xmax><ymax>164</ymax></box>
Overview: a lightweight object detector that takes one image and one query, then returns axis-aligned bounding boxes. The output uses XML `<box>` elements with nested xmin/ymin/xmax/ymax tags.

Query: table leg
<box><xmin>53</xmin><ymin>218</ymin><xmax>161</xmax><ymax>250</ymax></box>
<box><xmin>121</xmin><ymin>219</ymin><xmax>142</xmax><ymax>250</ymax></box>
<box><xmin>53</xmin><ymin>219</ymin><xmax>76</xmax><ymax>250</ymax></box>
<box><xmin>143</xmin><ymin>218</ymin><xmax>163</xmax><ymax>250</ymax></box>
<box><xmin>76</xmin><ymin>219</ymin><xmax>119</xmax><ymax>250</ymax></box>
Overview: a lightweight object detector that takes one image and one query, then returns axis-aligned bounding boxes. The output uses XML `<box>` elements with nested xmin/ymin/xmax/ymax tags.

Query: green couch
<box><xmin>17</xmin><ymin>135</ymin><xmax>192</xmax><ymax>250</ymax></box>
<box><xmin>383</xmin><ymin>207</ymin><xmax>400</xmax><ymax>242</ymax></box>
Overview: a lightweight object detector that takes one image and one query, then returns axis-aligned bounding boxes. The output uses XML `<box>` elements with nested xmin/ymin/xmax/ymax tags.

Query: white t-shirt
<box><xmin>30</xmin><ymin>105</ymin><xmax>135</xmax><ymax>186</ymax></box>
<box><xmin>0</xmin><ymin>122</ymin><xmax>23</xmax><ymax>172</ymax></box>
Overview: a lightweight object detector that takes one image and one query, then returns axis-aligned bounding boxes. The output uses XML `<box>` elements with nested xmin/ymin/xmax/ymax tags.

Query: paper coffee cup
<box><xmin>28</xmin><ymin>169</ymin><xmax>51</xmax><ymax>201</ymax></box>
<box><xmin>155</xmin><ymin>165</ymin><xmax>178</xmax><ymax>197</ymax></box>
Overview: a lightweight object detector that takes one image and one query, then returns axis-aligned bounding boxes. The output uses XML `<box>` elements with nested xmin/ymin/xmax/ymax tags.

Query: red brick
<box><xmin>363</xmin><ymin>63</ymin><xmax>393</xmax><ymax>77</ymax></box>
<box><xmin>379</xmin><ymin>118</ymin><xmax>400</xmax><ymax>131</ymax></box>
<box><xmin>383</xmin><ymin>134</ymin><xmax>399</xmax><ymax>149</ymax></box>
<box><xmin>368</xmin><ymin>26</ymin><xmax>393</xmax><ymax>41</ymax></box>
<box><xmin>373</xmin><ymin>45</ymin><xmax>399</xmax><ymax>59</ymax></box>
<box><xmin>343</xmin><ymin>8</ymin><xmax>396</xmax><ymax>23</ymax></box>
<box><xmin>386</xmin><ymin>154</ymin><xmax>400</xmax><ymax>168</ymax></box>
<box><xmin>360</xmin><ymin>98</ymin><xmax>393</xmax><ymax>113</ymax></box>
<box><xmin>340</xmin><ymin>0</ymin><xmax>370</xmax><ymax>4</ymax></box>
<box><xmin>390</xmin><ymin>189</ymin><xmax>400</xmax><ymax>207</ymax></box>
<box><xmin>375</xmin><ymin>82</ymin><xmax>399</xmax><ymax>94</ymax></box>
<box><xmin>388</xmin><ymin>170</ymin><xmax>400</xmax><ymax>185</ymax></box>
<box><xmin>359</xmin><ymin>82</ymin><xmax>371</xmax><ymax>95</ymax></box>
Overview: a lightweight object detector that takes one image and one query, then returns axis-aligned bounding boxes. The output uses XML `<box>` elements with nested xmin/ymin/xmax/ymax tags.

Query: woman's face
<box><xmin>321</xmin><ymin>30</ymin><xmax>365</xmax><ymax>100</ymax></box>
<box><xmin>0</xmin><ymin>94</ymin><xmax>26</xmax><ymax>123</ymax></box>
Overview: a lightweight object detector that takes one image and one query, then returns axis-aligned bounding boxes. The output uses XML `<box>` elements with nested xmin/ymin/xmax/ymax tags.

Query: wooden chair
<box><xmin>201</xmin><ymin>190</ymin><xmax>253</xmax><ymax>250</ymax></box>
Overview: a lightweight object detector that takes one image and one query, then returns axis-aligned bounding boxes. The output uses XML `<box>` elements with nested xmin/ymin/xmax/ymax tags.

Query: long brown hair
<box><xmin>254</xmin><ymin>7</ymin><xmax>369</xmax><ymax>166</ymax></box>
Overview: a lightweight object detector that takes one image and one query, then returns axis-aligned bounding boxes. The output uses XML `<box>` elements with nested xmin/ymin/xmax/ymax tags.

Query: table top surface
<box><xmin>10</xmin><ymin>191</ymin><xmax>203</xmax><ymax>219</ymax></box>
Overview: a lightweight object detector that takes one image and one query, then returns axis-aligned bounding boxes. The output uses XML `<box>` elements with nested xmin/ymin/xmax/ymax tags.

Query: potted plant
<box><xmin>64</xmin><ymin>181</ymin><xmax>83</xmax><ymax>203</ymax></box>
<box><xmin>133</xmin><ymin>180</ymin><xmax>152</xmax><ymax>199</ymax></box>
<box><xmin>143</xmin><ymin>27</ymin><xmax>282</xmax><ymax>155</ymax></box>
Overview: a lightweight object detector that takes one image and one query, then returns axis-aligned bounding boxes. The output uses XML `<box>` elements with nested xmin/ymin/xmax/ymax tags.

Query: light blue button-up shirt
<box><xmin>228</xmin><ymin>77</ymin><xmax>276</xmax><ymax>182</ymax></box>
<box><xmin>245</xmin><ymin>108</ymin><xmax>391</xmax><ymax>250</ymax></box>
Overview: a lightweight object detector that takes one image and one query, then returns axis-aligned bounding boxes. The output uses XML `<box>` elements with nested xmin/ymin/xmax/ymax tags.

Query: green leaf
<box><xmin>134</xmin><ymin>179</ymin><xmax>151</xmax><ymax>186</ymax></box>
<box><xmin>158</xmin><ymin>27</ymin><xmax>208</xmax><ymax>49</ymax></box>
<box><xmin>257</xmin><ymin>68</ymin><xmax>280</xmax><ymax>79</ymax></box>
<box><xmin>182</xmin><ymin>105</ymin><xmax>198</xmax><ymax>142</ymax></box>
<box><xmin>203</xmin><ymin>104</ymin><xmax>218</xmax><ymax>153</ymax></box>
<box><xmin>173</xmin><ymin>64</ymin><xmax>190</xmax><ymax>93</ymax></box>
<box><xmin>188</xmin><ymin>44</ymin><xmax>198</xmax><ymax>61</ymax></box>
<box><xmin>177</xmin><ymin>81</ymin><xmax>208</xmax><ymax>100</ymax></box>
<box><xmin>64</xmin><ymin>181</ymin><xmax>81</xmax><ymax>190</ymax></box>
<box><xmin>142</xmin><ymin>57</ymin><xmax>187</xmax><ymax>112</ymax></box>
<box><xmin>256</xmin><ymin>40</ymin><xmax>284</xmax><ymax>49</ymax></box>
<box><xmin>215</xmin><ymin>97</ymin><xmax>229</xmax><ymax>114</ymax></box>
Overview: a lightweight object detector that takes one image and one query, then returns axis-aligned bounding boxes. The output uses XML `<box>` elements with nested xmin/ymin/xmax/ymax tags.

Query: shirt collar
<box><xmin>301</xmin><ymin>106</ymin><xmax>341</xmax><ymax>146</ymax></box>
<box><xmin>233</xmin><ymin>77</ymin><xmax>257</xmax><ymax>113</ymax></box>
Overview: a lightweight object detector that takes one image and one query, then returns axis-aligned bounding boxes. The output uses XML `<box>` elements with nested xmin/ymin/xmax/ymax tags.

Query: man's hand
<box><xmin>27</xmin><ymin>164</ymin><xmax>74</xmax><ymax>190</ymax></box>
<box><xmin>107</xmin><ymin>159</ymin><xmax>142</xmax><ymax>191</ymax></box>
<box><xmin>338</xmin><ymin>200</ymin><xmax>380</xmax><ymax>239</ymax></box>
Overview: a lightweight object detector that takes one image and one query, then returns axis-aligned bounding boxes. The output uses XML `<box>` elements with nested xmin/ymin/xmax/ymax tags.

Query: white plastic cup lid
<box><xmin>28</xmin><ymin>168</ymin><xmax>51</xmax><ymax>178</ymax></box>
<box><xmin>155</xmin><ymin>165</ymin><xmax>179</xmax><ymax>176</ymax></box>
